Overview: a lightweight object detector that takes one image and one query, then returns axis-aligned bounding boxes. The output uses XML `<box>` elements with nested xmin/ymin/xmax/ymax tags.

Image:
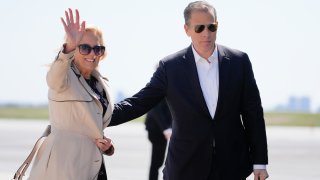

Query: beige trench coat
<box><xmin>28</xmin><ymin>50</ymin><xmax>114</xmax><ymax>180</ymax></box>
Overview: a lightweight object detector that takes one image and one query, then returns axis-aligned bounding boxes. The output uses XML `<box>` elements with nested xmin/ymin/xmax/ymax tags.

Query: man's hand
<box><xmin>254</xmin><ymin>169</ymin><xmax>269</xmax><ymax>180</ymax></box>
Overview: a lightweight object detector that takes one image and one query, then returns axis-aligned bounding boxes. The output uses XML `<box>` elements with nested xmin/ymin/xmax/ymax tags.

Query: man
<box><xmin>110</xmin><ymin>1</ymin><xmax>269</xmax><ymax>179</ymax></box>
<box><xmin>145</xmin><ymin>99</ymin><xmax>172</xmax><ymax>180</ymax></box>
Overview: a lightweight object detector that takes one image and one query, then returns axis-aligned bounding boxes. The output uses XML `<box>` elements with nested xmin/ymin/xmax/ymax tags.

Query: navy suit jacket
<box><xmin>110</xmin><ymin>44</ymin><xmax>268</xmax><ymax>180</ymax></box>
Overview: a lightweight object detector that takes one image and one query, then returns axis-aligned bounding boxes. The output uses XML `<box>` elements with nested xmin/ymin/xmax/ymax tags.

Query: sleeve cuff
<box><xmin>253</xmin><ymin>164</ymin><xmax>267</xmax><ymax>170</ymax></box>
<box><xmin>163</xmin><ymin>128</ymin><xmax>172</xmax><ymax>135</ymax></box>
<box><xmin>55</xmin><ymin>44</ymin><xmax>75</xmax><ymax>62</ymax></box>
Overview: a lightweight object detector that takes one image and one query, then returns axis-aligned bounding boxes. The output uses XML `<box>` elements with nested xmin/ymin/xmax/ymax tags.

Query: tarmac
<box><xmin>1</xmin><ymin>119</ymin><xmax>320</xmax><ymax>180</ymax></box>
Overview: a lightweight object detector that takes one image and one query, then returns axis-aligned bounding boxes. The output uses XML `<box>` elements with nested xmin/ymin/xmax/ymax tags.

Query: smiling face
<box><xmin>184</xmin><ymin>10</ymin><xmax>218</xmax><ymax>59</ymax></box>
<box><xmin>74</xmin><ymin>30</ymin><xmax>105</xmax><ymax>79</ymax></box>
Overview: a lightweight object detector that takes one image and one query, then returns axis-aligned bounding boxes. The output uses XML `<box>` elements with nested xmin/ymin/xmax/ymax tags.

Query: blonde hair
<box><xmin>85</xmin><ymin>26</ymin><xmax>105</xmax><ymax>46</ymax></box>
<box><xmin>84</xmin><ymin>26</ymin><xmax>107</xmax><ymax>60</ymax></box>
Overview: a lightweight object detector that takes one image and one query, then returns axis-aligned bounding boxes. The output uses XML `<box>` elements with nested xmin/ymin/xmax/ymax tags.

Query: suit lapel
<box><xmin>184</xmin><ymin>46</ymin><xmax>212</xmax><ymax>119</ymax></box>
<box><xmin>214</xmin><ymin>45</ymin><xmax>230</xmax><ymax>120</ymax></box>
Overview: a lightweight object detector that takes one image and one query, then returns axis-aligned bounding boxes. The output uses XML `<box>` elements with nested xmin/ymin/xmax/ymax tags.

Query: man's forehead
<box><xmin>189</xmin><ymin>11</ymin><xmax>215</xmax><ymax>23</ymax></box>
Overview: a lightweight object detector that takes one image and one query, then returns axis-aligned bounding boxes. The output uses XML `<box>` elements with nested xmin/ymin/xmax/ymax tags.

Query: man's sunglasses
<box><xmin>78</xmin><ymin>44</ymin><xmax>105</xmax><ymax>56</ymax></box>
<box><xmin>194</xmin><ymin>23</ymin><xmax>218</xmax><ymax>33</ymax></box>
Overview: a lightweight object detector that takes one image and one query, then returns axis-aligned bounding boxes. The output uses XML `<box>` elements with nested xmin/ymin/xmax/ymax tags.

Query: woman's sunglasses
<box><xmin>194</xmin><ymin>23</ymin><xmax>218</xmax><ymax>33</ymax></box>
<box><xmin>78</xmin><ymin>44</ymin><xmax>105</xmax><ymax>56</ymax></box>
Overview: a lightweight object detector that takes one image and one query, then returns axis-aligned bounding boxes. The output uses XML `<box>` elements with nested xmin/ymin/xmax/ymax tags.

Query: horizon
<box><xmin>1</xmin><ymin>94</ymin><xmax>319</xmax><ymax>113</ymax></box>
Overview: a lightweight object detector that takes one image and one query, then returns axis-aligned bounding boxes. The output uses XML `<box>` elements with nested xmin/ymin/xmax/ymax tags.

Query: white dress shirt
<box><xmin>192</xmin><ymin>45</ymin><xmax>219</xmax><ymax>119</ymax></box>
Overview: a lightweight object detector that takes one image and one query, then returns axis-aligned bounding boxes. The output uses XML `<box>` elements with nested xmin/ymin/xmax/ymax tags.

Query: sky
<box><xmin>0</xmin><ymin>0</ymin><xmax>320</xmax><ymax>112</ymax></box>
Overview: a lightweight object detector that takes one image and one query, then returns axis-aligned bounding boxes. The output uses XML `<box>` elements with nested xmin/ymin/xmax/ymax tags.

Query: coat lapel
<box><xmin>70</xmin><ymin>64</ymin><xmax>100</xmax><ymax>100</ymax></box>
<box><xmin>92</xmin><ymin>70</ymin><xmax>114</xmax><ymax>123</ymax></box>
<box><xmin>78</xmin><ymin>77</ymin><xmax>100</xmax><ymax>99</ymax></box>
<box><xmin>70</xmin><ymin>62</ymin><xmax>113</xmax><ymax>127</ymax></box>
<box><xmin>214</xmin><ymin>45</ymin><xmax>230</xmax><ymax>120</ymax></box>
<box><xmin>184</xmin><ymin>46</ymin><xmax>212</xmax><ymax>119</ymax></box>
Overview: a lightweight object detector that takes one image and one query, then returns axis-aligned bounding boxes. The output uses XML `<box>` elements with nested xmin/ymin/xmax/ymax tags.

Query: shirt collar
<box><xmin>192</xmin><ymin>44</ymin><xmax>218</xmax><ymax>63</ymax></box>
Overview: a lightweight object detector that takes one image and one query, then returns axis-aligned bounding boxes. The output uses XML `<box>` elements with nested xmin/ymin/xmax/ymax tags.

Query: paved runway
<box><xmin>1</xmin><ymin>119</ymin><xmax>320</xmax><ymax>180</ymax></box>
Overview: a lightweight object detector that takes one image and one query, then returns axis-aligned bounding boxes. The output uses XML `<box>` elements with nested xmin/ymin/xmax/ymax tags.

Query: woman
<box><xmin>28</xmin><ymin>9</ymin><xmax>114</xmax><ymax>180</ymax></box>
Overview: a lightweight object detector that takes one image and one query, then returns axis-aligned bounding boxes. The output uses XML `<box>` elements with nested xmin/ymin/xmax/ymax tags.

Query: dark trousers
<box><xmin>97</xmin><ymin>163</ymin><xmax>108</xmax><ymax>180</ymax></box>
<box><xmin>148</xmin><ymin>131</ymin><xmax>167</xmax><ymax>180</ymax></box>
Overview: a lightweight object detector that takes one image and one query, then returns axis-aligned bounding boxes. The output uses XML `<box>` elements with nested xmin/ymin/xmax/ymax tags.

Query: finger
<box><xmin>97</xmin><ymin>142</ymin><xmax>109</xmax><ymax>151</ymax></box>
<box><xmin>260</xmin><ymin>174</ymin><xmax>268</xmax><ymax>180</ymax></box>
<box><xmin>60</xmin><ymin>17</ymin><xmax>68</xmax><ymax>31</ymax></box>
<box><xmin>104</xmin><ymin>136</ymin><xmax>111</xmax><ymax>141</ymax></box>
<box><xmin>96</xmin><ymin>139</ymin><xmax>105</xmax><ymax>144</ymax></box>
<box><xmin>69</xmin><ymin>8</ymin><xmax>74</xmax><ymax>24</ymax></box>
<box><xmin>254</xmin><ymin>174</ymin><xmax>259</xmax><ymax>180</ymax></box>
<box><xmin>96</xmin><ymin>140</ymin><xmax>106</xmax><ymax>149</ymax></box>
<box><xmin>100</xmin><ymin>139</ymin><xmax>110</xmax><ymax>146</ymax></box>
<box><xmin>105</xmin><ymin>138</ymin><xmax>113</xmax><ymax>144</ymax></box>
<box><xmin>104</xmin><ymin>139</ymin><xmax>110</xmax><ymax>145</ymax></box>
<box><xmin>259</xmin><ymin>171</ymin><xmax>268</xmax><ymax>180</ymax></box>
<box><xmin>65</xmin><ymin>10</ymin><xmax>71</xmax><ymax>25</ymax></box>
<box><xmin>95</xmin><ymin>141</ymin><xmax>102</xmax><ymax>148</ymax></box>
<box><xmin>75</xmin><ymin>9</ymin><xmax>80</xmax><ymax>26</ymax></box>
<box><xmin>80</xmin><ymin>21</ymin><xmax>86</xmax><ymax>32</ymax></box>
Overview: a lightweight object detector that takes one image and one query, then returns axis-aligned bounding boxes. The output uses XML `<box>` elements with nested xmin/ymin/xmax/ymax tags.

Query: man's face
<box><xmin>184</xmin><ymin>11</ymin><xmax>218</xmax><ymax>58</ymax></box>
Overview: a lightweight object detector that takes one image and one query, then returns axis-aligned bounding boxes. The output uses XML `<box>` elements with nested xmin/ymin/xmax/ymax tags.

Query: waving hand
<box><xmin>60</xmin><ymin>8</ymin><xmax>86</xmax><ymax>52</ymax></box>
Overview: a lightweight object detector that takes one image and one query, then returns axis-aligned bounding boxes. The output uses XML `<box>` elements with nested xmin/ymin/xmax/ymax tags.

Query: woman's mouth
<box><xmin>85</xmin><ymin>58</ymin><xmax>95</xmax><ymax>62</ymax></box>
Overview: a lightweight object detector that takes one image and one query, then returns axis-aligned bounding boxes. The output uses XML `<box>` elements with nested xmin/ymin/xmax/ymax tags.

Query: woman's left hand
<box><xmin>95</xmin><ymin>136</ymin><xmax>113</xmax><ymax>152</ymax></box>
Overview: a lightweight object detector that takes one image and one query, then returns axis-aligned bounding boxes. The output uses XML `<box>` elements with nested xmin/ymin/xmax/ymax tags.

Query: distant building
<box><xmin>274</xmin><ymin>96</ymin><xmax>311</xmax><ymax>112</ymax></box>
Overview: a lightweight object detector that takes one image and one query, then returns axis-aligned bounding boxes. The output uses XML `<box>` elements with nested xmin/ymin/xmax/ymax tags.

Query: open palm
<box><xmin>60</xmin><ymin>8</ymin><xmax>86</xmax><ymax>51</ymax></box>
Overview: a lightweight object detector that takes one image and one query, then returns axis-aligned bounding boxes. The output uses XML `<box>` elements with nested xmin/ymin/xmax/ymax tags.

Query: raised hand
<box><xmin>60</xmin><ymin>8</ymin><xmax>86</xmax><ymax>52</ymax></box>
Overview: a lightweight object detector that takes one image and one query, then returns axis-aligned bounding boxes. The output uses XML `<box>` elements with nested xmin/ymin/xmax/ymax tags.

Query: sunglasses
<box><xmin>78</xmin><ymin>44</ymin><xmax>105</xmax><ymax>56</ymax></box>
<box><xmin>194</xmin><ymin>23</ymin><xmax>218</xmax><ymax>33</ymax></box>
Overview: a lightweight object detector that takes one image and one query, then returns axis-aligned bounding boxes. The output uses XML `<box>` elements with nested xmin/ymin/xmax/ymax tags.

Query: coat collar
<box><xmin>215</xmin><ymin>45</ymin><xmax>231</xmax><ymax>120</ymax></box>
<box><xmin>70</xmin><ymin>62</ymin><xmax>100</xmax><ymax>100</ymax></box>
<box><xmin>70</xmin><ymin>61</ymin><xmax>113</xmax><ymax>121</ymax></box>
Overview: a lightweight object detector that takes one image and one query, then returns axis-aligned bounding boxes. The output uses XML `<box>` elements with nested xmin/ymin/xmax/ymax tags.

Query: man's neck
<box><xmin>193</xmin><ymin>45</ymin><xmax>216</xmax><ymax>60</ymax></box>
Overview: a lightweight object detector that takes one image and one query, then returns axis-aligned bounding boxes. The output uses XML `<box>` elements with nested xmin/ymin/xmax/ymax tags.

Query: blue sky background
<box><xmin>1</xmin><ymin>0</ymin><xmax>320</xmax><ymax>111</ymax></box>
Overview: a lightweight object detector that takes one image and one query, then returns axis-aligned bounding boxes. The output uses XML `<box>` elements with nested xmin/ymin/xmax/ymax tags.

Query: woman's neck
<box><xmin>73</xmin><ymin>61</ymin><xmax>92</xmax><ymax>79</ymax></box>
<box><xmin>82</xmin><ymin>72</ymin><xmax>92</xmax><ymax>79</ymax></box>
